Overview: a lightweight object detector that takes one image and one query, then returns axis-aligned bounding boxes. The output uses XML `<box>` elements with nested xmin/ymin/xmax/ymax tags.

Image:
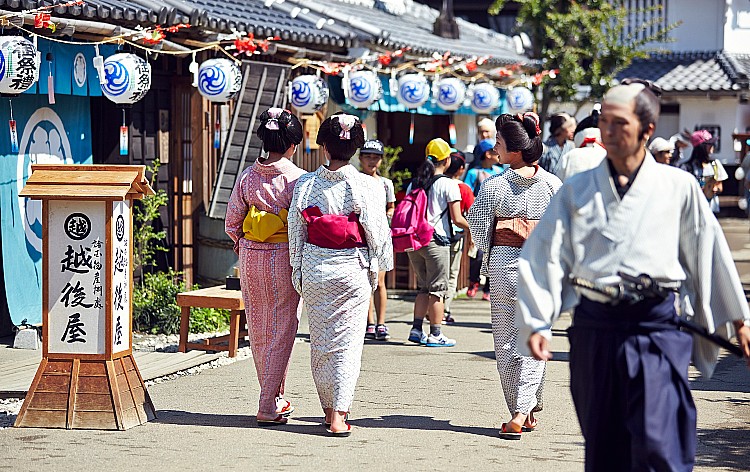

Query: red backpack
<box><xmin>390</xmin><ymin>175</ymin><xmax>446</xmax><ymax>252</ymax></box>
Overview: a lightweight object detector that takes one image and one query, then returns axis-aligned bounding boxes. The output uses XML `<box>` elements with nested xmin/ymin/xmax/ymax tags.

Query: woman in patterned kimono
<box><xmin>467</xmin><ymin>113</ymin><xmax>562</xmax><ymax>440</ymax></box>
<box><xmin>288</xmin><ymin>113</ymin><xmax>393</xmax><ymax>436</ymax></box>
<box><xmin>225</xmin><ymin>108</ymin><xmax>306</xmax><ymax>426</ymax></box>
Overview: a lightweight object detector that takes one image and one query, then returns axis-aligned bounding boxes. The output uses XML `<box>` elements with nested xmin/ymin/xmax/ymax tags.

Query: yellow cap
<box><xmin>425</xmin><ymin>138</ymin><xmax>451</xmax><ymax>161</ymax></box>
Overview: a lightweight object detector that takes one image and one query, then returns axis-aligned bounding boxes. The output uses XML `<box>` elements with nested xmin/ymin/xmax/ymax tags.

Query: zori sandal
<box><xmin>257</xmin><ymin>415</ymin><xmax>288</xmax><ymax>426</ymax></box>
<box><xmin>522</xmin><ymin>418</ymin><xmax>537</xmax><ymax>432</ymax></box>
<box><xmin>499</xmin><ymin>423</ymin><xmax>522</xmax><ymax>440</ymax></box>
<box><xmin>326</xmin><ymin>423</ymin><xmax>352</xmax><ymax>437</ymax></box>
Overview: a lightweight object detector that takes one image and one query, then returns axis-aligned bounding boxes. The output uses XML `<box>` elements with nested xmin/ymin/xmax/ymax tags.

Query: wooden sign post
<box><xmin>14</xmin><ymin>165</ymin><xmax>156</xmax><ymax>430</ymax></box>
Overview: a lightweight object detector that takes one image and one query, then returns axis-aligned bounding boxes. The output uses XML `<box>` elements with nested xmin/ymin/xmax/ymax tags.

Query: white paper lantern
<box><xmin>100</xmin><ymin>53</ymin><xmax>151</xmax><ymax>105</ymax></box>
<box><xmin>290</xmin><ymin>75</ymin><xmax>329</xmax><ymax>113</ymax></box>
<box><xmin>435</xmin><ymin>78</ymin><xmax>466</xmax><ymax>112</ymax></box>
<box><xmin>397</xmin><ymin>73</ymin><xmax>430</xmax><ymax>109</ymax></box>
<box><xmin>0</xmin><ymin>36</ymin><xmax>39</xmax><ymax>95</ymax></box>
<box><xmin>197</xmin><ymin>58</ymin><xmax>242</xmax><ymax>103</ymax></box>
<box><xmin>470</xmin><ymin>83</ymin><xmax>500</xmax><ymax>114</ymax></box>
<box><xmin>346</xmin><ymin>70</ymin><xmax>382</xmax><ymax>109</ymax></box>
<box><xmin>506</xmin><ymin>86</ymin><xmax>535</xmax><ymax>111</ymax></box>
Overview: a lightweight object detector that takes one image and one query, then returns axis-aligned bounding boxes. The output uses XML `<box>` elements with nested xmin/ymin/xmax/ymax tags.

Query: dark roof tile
<box><xmin>618</xmin><ymin>51</ymin><xmax>740</xmax><ymax>93</ymax></box>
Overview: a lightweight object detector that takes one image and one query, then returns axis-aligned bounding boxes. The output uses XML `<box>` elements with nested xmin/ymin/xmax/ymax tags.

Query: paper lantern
<box><xmin>290</xmin><ymin>75</ymin><xmax>329</xmax><ymax>113</ymax></box>
<box><xmin>100</xmin><ymin>53</ymin><xmax>151</xmax><ymax>105</ymax></box>
<box><xmin>435</xmin><ymin>78</ymin><xmax>466</xmax><ymax>112</ymax></box>
<box><xmin>397</xmin><ymin>73</ymin><xmax>430</xmax><ymax>109</ymax></box>
<box><xmin>346</xmin><ymin>70</ymin><xmax>382</xmax><ymax>109</ymax></box>
<box><xmin>507</xmin><ymin>86</ymin><xmax>534</xmax><ymax>111</ymax></box>
<box><xmin>470</xmin><ymin>83</ymin><xmax>500</xmax><ymax>114</ymax></box>
<box><xmin>197</xmin><ymin>59</ymin><xmax>242</xmax><ymax>103</ymax></box>
<box><xmin>0</xmin><ymin>36</ymin><xmax>39</xmax><ymax>95</ymax></box>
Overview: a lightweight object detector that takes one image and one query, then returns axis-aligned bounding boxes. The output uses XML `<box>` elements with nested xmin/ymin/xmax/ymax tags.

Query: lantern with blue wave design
<box><xmin>435</xmin><ymin>78</ymin><xmax>466</xmax><ymax>112</ymax></box>
<box><xmin>0</xmin><ymin>36</ymin><xmax>39</xmax><ymax>95</ymax></box>
<box><xmin>506</xmin><ymin>86</ymin><xmax>534</xmax><ymax>112</ymax></box>
<box><xmin>470</xmin><ymin>83</ymin><xmax>500</xmax><ymax>114</ymax></box>
<box><xmin>396</xmin><ymin>73</ymin><xmax>430</xmax><ymax>109</ymax></box>
<box><xmin>346</xmin><ymin>70</ymin><xmax>382</xmax><ymax>109</ymax></box>
<box><xmin>289</xmin><ymin>75</ymin><xmax>329</xmax><ymax>113</ymax></box>
<box><xmin>100</xmin><ymin>53</ymin><xmax>151</xmax><ymax>105</ymax></box>
<box><xmin>197</xmin><ymin>58</ymin><xmax>242</xmax><ymax>103</ymax></box>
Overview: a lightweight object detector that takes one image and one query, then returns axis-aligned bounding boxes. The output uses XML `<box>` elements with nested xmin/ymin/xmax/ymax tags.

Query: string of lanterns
<box><xmin>0</xmin><ymin>0</ymin><xmax>558</xmax><ymax>155</ymax></box>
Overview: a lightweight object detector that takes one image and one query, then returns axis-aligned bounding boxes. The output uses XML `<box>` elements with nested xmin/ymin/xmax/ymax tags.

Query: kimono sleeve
<box><xmin>287</xmin><ymin>176</ymin><xmax>311</xmax><ymax>292</ymax></box>
<box><xmin>516</xmin><ymin>187</ymin><xmax>575</xmax><ymax>353</ymax></box>
<box><xmin>466</xmin><ymin>178</ymin><xmax>501</xmax><ymax>253</ymax></box>
<box><xmin>359</xmin><ymin>178</ymin><xmax>394</xmax><ymax>274</ymax></box>
<box><xmin>225</xmin><ymin>171</ymin><xmax>249</xmax><ymax>253</ymax></box>
<box><xmin>678</xmin><ymin>179</ymin><xmax>750</xmax><ymax>377</ymax></box>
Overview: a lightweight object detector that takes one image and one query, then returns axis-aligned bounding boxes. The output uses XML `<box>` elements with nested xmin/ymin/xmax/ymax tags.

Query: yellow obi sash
<box><xmin>243</xmin><ymin>206</ymin><xmax>289</xmax><ymax>243</ymax></box>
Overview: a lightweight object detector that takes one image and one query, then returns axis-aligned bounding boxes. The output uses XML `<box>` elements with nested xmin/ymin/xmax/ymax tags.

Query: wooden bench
<box><xmin>176</xmin><ymin>285</ymin><xmax>247</xmax><ymax>358</ymax></box>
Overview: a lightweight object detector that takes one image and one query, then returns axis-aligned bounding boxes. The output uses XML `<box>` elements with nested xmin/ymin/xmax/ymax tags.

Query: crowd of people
<box><xmin>225</xmin><ymin>80</ymin><xmax>750</xmax><ymax>469</ymax></box>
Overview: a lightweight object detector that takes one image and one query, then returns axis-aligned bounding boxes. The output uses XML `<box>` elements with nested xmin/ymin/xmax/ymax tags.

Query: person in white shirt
<box><xmin>406</xmin><ymin>138</ymin><xmax>470</xmax><ymax>347</ymax></box>
<box><xmin>359</xmin><ymin>139</ymin><xmax>396</xmax><ymax>341</ymax></box>
<box><xmin>516</xmin><ymin>82</ymin><xmax>750</xmax><ymax>470</ymax></box>
<box><xmin>556</xmin><ymin>108</ymin><xmax>607</xmax><ymax>182</ymax></box>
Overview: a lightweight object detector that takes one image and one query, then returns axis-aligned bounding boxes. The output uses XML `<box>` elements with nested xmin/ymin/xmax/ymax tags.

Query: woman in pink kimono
<box><xmin>225</xmin><ymin>108</ymin><xmax>306</xmax><ymax>426</ymax></box>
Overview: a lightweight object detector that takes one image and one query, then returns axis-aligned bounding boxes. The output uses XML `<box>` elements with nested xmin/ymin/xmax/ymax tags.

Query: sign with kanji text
<box><xmin>111</xmin><ymin>201</ymin><xmax>131</xmax><ymax>353</ymax></box>
<box><xmin>47</xmin><ymin>200</ymin><xmax>107</xmax><ymax>355</ymax></box>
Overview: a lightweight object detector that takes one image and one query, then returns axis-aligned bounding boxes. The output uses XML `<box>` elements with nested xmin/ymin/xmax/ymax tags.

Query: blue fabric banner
<box><xmin>21</xmin><ymin>38</ymin><xmax>116</xmax><ymax>97</ymax></box>
<box><xmin>0</xmin><ymin>94</ymin><xmax>92</xmax><ymax>325</ymax></box>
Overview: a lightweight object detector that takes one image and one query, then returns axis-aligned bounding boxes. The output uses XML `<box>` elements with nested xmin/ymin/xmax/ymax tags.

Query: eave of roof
<box><xmin>617</xmin><ymin>50</ymin><xmax>744</xmax><ymax>94</ymax></box>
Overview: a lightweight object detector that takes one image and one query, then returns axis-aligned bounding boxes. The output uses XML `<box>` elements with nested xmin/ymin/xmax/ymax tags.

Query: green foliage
<box><xmin>133</xmin><ymin>269</ymin><xmax>183</xmax><ymax>335</ymax></box>
<box><xmin>190</xmin><ymin>306</ymin><xmax>231</xmax><ymax>334</ymax></box>
<box><xmin>489</xmin><ymin>0</ymin><xmax>680</xmax><ymax>118</ymax></box>
<box><xmin>133</xmin><ymin>160</ymin><xmax>169</xmax><ymax>278</ymax></box>
<box><xmin>133</xmin><ymin>270</ymin><xmax>230</xmax><ymax>335</ymax></box>
<box><xmin>379</xmin><ymin>145</ymin><xmax>412</xmax><ymax>193</ymax></box>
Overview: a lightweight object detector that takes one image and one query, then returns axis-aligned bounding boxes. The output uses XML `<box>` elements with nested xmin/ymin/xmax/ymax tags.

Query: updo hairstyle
<box><xmin>256</xmin><ymin>108</ymin><xmax>303</xmax><ymax>154</ymax></box>
<box><xmin>497</xmin><ymin>113</ymin><xmax>544</xmax><ymax>164</ymax></box>
<box><xmin>316</xmin><ymin>112</ymin><xmax>366</xmax><ymax>161</ymax></box>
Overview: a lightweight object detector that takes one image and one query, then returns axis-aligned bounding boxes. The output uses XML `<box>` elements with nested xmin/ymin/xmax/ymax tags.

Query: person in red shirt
<box><xmin>443</xmin><ymin>150</ymin><xmax>475</xmax><ymax>323</ymax></box>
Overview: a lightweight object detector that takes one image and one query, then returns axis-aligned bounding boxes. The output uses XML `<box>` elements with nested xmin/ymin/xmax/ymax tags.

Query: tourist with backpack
<box><xmin>395</xmin><ymin>138</ymin><xmax>469</xmax><ymax>347</ymax></box>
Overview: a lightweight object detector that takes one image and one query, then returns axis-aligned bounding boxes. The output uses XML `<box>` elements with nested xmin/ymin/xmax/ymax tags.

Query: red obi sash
<box><xmin>302</xmin><ymin>206</ymin><xmax>367</xmax><ymax>249</ymax></box>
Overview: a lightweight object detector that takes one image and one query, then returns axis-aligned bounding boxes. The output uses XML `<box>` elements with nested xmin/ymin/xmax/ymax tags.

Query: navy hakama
<box><xmin>569</xmin><ymin>295</ymin><xmax>696</xmax><ymax>472</ymax></box>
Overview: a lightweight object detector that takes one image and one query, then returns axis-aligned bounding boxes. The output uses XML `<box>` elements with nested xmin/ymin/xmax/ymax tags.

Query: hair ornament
<box><xmin>523</xmin><ymin>112</ymin><xmax>541</xmax><ymax>135</ymax></box>
<box><xmin>265</xmin><ymin>107</ymin><xmax>284</xmax><ymax>131</ymax></box>
<box><xmin>337</xmin><ymin>114</ymin><xmax>357</xmax><ymax>140</ymax></box>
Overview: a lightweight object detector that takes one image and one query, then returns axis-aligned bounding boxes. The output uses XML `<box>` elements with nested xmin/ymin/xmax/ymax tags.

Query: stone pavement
<box><xmin>1</xmin><ymin>219</ymin><xmax>750</xmax><ymax>471</ymax></box>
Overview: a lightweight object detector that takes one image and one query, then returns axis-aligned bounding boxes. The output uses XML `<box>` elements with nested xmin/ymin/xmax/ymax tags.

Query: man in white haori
<box><xmin>516</xmin><ymin>82</ymin><xmax>750</xmax><ymax>471</ymax></box>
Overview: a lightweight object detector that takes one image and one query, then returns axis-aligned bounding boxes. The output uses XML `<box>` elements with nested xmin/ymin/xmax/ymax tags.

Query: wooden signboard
<box><xmin>14</xmin><ymin>165</ymin><xmax>156</xmax><ymax>430</ymax></box>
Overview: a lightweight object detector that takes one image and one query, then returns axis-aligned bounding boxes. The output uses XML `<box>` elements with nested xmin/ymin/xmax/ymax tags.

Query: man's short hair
<box><xmin>604</xmin><ymin>81</ymin><xmax>660</xmax><ymax>139</ymax></box>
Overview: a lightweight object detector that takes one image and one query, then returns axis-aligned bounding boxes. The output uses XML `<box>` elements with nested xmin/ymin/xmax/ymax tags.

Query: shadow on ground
<box><xmin>690</xmin><ymin>355</ymin><xmax>750</xmax><ymax>393</ymax></box>
<box><xmin>467</xmin><ymin>350</ymin><xmax>569</xmax><ymax>362</ymax></box>
<box><xmin>696</xmin><ymin>426</ymin><xmax>750</xmax><ymax>470</ymax></box>
<box><xmin>154</xmin><ymin>411</ymin><xmax>502</xmax><ymax>438</ymax></box>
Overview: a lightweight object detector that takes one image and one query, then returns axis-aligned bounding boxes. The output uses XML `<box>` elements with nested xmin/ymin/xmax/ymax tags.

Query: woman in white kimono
<box><xmin>467</xmin><ymin>113</ymin><xmax>562</xmax><ymax>440</ymax></box>
<box><xmin>288</xmin><ymin>113</ymin><xmax>393</xmax><ymax>436</ymax></box>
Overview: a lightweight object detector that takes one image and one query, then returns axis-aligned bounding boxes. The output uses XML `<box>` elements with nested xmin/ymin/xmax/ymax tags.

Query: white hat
<box><xmin>649</xmin><ymin>137</ymin><xmax>674</xmax><ymax>153</ymax></box>
<box><xmin>573</xmin><ymin>127</ymin><xmax>602</xmax><ymax>148</ymax></box>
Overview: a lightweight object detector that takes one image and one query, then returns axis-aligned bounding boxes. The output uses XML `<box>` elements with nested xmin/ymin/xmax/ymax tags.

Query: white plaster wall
<box><xmin>725</xmin><ymin>0</ymin><xmax>750</xmax><ymax>53</ymax></box>
<box><xmin>548</xmin><ymin>97</ymin><xmax>742</xmax><ymax>164</ymax></box>
<box><xmin>672</xmin><ymin>97</ymin><xmax>740</xmax><ymax>163</ymax></box>
<box><xmin>665</xmin><ymin>0</ymin><xmax>723</xmax><ymax>52</ymax></box>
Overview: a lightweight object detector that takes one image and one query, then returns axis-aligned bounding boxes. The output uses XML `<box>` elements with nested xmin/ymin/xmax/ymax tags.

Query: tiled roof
<box><xmin>617</xmin><ymin>51</ymin><xmax>746</xmax><ymax>94</ymax></box>
<box><xmin>281</xmin><ymin>0</ymin><xmax>527</xmax><ymax>65</ymax></box>
<box><xmin>0</xmin><ymin>0</ymin><xmax>353</xmax><ymax>48</ymax></box>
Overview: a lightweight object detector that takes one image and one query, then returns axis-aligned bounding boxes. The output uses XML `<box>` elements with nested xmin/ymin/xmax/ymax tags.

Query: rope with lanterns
<box><xmin>0</xmin><ymin>0</ymin><xmax>560</xmax><ymax>152</ymax></box>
